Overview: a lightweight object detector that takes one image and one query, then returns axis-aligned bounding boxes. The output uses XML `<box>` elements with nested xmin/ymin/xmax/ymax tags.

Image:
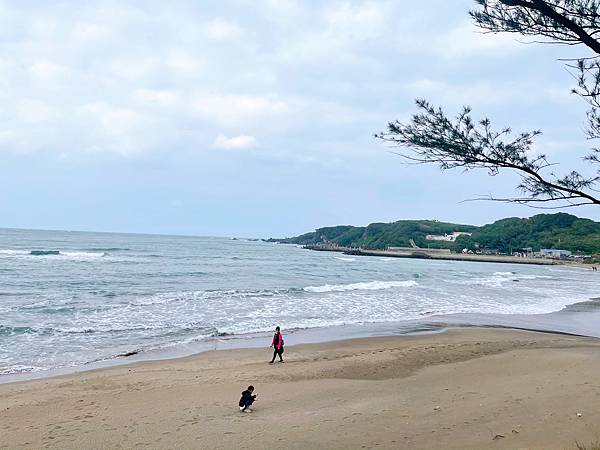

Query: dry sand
<box><xmin>2</xmin><ymin>328</ymin><xmax>600</xmax><ymax>450</ymax></box>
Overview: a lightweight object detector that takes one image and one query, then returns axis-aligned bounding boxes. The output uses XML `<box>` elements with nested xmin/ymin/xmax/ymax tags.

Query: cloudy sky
<box><xmin>0</xmin><ymin>0</ymin><xmax>598</xmax><ymax>236</ymax></box>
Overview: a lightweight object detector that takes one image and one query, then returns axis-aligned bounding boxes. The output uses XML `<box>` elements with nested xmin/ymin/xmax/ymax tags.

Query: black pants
<box><xmin>271</xmin><ymin>348</ymin><xmax>283</xmax><ymax>362</ymax></box>
<box><xmin>240</xmin><ymin>398</ymin><xmax>254</xmax><ymax>409</ymax></box>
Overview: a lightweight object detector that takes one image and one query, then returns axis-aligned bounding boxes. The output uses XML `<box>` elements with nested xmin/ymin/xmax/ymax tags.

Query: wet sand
<box><xmin>1</xmin><ymin>328</ymin><xmax>600</xmax><ymax>450</ymax></box>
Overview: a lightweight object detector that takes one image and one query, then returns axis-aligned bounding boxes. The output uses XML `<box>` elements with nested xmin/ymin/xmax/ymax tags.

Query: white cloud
<box><xmin>436</xmin><ymin>21</ymin><xmax>520</xmax><ymax>59</ymax></box>
<box><xmin>277</xmin><ymin>1</ymin><xmax>391</xmax><ymax>65</ymax></box>
<box><xmin>17</xmin><ymin>99</ymin><xmax>52</xmax><ymax>123</ymax></box>
<box><xmin>405</xmin><ymin>79</ymin><xmax>519</xmax><ymax>107</ymax></box>
<box><xmin>27</xmin><ymin>16</ymin><xmax>58</xmax><ymax>39</ymax></box>
<box><xmin>205</xmin><ymin>18</ymin><xmax>242</xmax><ymax>41</ymax></box>
<box><xmin>101</xmin><ymin>108</ymin><xmax>140</xmax><ymax>135</ymax></box>
<box><xmin>0</xmin><ymin>0</ymin><xmax>578</xmax><ymax>164</ymax></box>
<box><xmin>108</xmin><ymin>58</ymin><xmax>159</xmax><ymax>81</ymax></box>
<box><xmin>324</xmin><ymin>2</ymin><xmax>387</xmax><ymax>41</ymax></box>
<box><xmin>29</xmin><ymin>61</ymin><xmax>67</xmax><ymax>82</ymax></box>
<box><xmin>165</xmin><ymin>52</ymin><xmax>203</xmax><ymax>78</ymax></box>
<box><xmin>133</xmin><ymin>89</ymin><xmax>180</xmax><ymax>107</ymax></box>
<box><xmin>543</xmin><ymin>86</ymin><xmax>580</xmax><ymax>104</ymax></box>
<box><xmin>404</xmin><ymin>77</ymin><xmax>581</xmax><ymax>111</ymax></box>
<box><xmin>71</xmin><ymin>22</ymin><xmax>112</xmax><ymax>43</ymax></box>
<box><xmin>0</xmin><ymin>129</ymin><xmax>15</xmax><ymax>145</ymax></box>
<box><xmin>83</xmin><ymin>102</ymin><xmax>141</xmax><ymax>136</ymax></box>
<box><xmin>190</xmin><ymin>94</ymin><xmax>289</xmax><ymax>126</ymax></box>
<box><xmin>212</xmin><ymin>134</ymin><xmax>258</xmax><ymax>150</ymax></box>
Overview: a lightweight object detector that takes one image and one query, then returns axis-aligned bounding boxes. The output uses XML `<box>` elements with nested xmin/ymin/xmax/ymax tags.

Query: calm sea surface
<box><xmin>1</xmin><ymin>228</ymin><xmax>598</xmax><ymax>377</ymax></box>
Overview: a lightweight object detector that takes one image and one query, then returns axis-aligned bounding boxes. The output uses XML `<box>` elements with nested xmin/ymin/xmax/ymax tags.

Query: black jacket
<box><xmin>239</xmin><ymin>390</ymin><xmax>256</xmax><ymax>407</ymax></box>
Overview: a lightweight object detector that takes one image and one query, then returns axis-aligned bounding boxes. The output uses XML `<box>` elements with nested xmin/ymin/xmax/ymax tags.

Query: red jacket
<box><xmin>272</xmin><ymin>332</ymin><xmax>283</xmax><ymax>350</ymax></box>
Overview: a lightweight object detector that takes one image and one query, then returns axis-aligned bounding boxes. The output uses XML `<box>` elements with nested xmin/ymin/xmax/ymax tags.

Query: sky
<box><xmin>0</xmin><ymin>0</ymin><xmax>599</xmax><ymax>237</ymax></box>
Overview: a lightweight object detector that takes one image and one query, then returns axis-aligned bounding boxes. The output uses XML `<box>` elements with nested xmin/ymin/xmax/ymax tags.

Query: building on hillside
<box><xmin>425</xmin><ymin>231</ymin><xmax>472</xmax><ymax>242</ymax></box>
<box><xmin>540</xmin><ymin>248</ymin><xmax>572</xmax><ymax>259</ymax></box>
<box><xmin>510</xmin><ymin>247</ymin><xmax>534</xmax><ymax>258</ymax></box>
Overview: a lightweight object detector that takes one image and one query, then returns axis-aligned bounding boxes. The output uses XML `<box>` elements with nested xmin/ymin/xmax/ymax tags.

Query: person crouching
<box><xmin>239</xmin><ymin>385</ymin><xmax>257</xmax><ymax>413</ymax></box>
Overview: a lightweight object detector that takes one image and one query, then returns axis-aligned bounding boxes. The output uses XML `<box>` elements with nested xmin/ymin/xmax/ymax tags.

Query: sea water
<box><xmin>0</xmin><ymin>228</ymin><xmax>598</xmax><ymax>378</ymax></box>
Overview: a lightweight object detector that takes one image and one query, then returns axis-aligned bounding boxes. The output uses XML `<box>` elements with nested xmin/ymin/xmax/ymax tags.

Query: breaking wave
<box><xmin>561</xmin><ymin>298</ymin><xmax>600</xmax><ymax>313</ymax></box>
<box><xmin>85</xmin><ymin>247</ymin><xmax>131</xmax><ymax>252</ymax></box>
<box><xmin>454</xmin><ymin>271</ymin><xmax>554</xmax><ymax>287</ymax></box>
<box><xmin>129</xmin><ymin>287</ymin><xmax>305</xmax><ymax>307</ymax></box>
<box><xmin>304</xmin><ymin>280</ymin><xmax>419</xmax><ymax>293</ymax></box>
<box><xmin>0</xmin><ymin>249</ymin><xmax>111</xmax><ymax>260</ymax></box>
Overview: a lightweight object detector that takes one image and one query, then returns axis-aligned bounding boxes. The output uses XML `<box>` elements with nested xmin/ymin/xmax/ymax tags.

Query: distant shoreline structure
<box><xmin>269</xmin><ymin>213</ymin><xmax>600</xmax><ymax>265</ymax></box>
<box><xmin>302</xmin><ymin>243</ymin><xmax>563</xmax><ymax>266</ymax></box>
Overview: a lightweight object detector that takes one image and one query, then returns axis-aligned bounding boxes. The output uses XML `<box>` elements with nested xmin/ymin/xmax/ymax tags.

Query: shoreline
<box><xmin>5</xmin><ymin>302</ymin><xmax>600</xmax><ymax>385</ymax></box>
<box><xmin>0</xmin><ymin>321</ymin><xmax>449</xmax><ymax>385</ymax></box>
<box><xmin>2</xmin><ymin>327</ymin><xmax>600</xmax><ymax>449</ymax></box>
<box><xmin>4</xmin><ymin>236</ymin><xmax>597</xmax><ymax>388</ymax></box>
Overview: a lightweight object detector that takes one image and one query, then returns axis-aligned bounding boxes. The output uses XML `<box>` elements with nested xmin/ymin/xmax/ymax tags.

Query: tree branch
<box><xmin>375</xmin><ymin>100</ymin><xmax>600</xmax><ymax>207</ymax></box>
<box><xmin>472</xmin><ymin>0</ymin><xmax>600</xmax><ymax>52</ymax></box>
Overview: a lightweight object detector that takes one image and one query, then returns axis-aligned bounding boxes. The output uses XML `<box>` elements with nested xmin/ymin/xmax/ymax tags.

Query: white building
<box><xmin>425</xmin><ymin>231</ymin><xmax>472</xmax><ymax>242</ymax></box>
<box><xmin>540</xmin><ymin>249</ymin><xmax>572</xmax><ymax>259</ymax></box>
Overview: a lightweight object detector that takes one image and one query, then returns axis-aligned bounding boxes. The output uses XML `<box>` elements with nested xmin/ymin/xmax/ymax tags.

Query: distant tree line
<box><xmin>274</xmin><ymin>213</ymin><xmax>600</xmax><ymax>254</ymax></box>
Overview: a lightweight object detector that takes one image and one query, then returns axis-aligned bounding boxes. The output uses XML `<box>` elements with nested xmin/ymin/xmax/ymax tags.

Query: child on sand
<box><xmin>239</xmin><ymin>385</ymin><xmax>257</xmax><ymax>413</ymax></box>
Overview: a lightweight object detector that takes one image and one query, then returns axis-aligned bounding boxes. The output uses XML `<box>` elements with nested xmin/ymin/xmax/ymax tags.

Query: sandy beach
<box><xmin>2</xmin><ymin>328</ymin><xmax>600</xmax><ymax>450</ymax></box>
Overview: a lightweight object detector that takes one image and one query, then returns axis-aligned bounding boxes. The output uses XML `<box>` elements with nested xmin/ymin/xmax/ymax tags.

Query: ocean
<box><xmin>1</xmin><ymin>228</ymin><xmax>598</xmax><ymax>380</ymax></box>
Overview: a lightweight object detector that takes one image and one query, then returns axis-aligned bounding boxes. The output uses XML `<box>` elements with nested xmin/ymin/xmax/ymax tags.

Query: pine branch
<box><xmin>375</xmin><ymin>100</ymin><xmax>600</xmax><ymax>206</ymax></box>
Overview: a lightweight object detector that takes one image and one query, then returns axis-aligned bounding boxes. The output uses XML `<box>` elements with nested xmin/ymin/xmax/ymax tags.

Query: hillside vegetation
<box><xmin>458</xmin><ymin>213</ymin><xmax>600</xmax><ymax>254</ymax></box>
<box><xmin>273</xmin><ymin>213</ymin><xmax>600</xmax><ymax>254</ymax></box>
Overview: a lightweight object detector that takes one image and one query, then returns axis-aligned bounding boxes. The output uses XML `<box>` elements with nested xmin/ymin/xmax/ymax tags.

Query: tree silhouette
<box><xmin>377</xmin><ymin>0</ymin><xmax>600</xmax><ymax>208</ymax></box>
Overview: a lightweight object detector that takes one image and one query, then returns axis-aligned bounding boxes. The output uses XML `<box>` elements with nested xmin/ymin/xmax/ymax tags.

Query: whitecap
<box><xmin>0</xmin><ymin>249</ymin><xmax>107</xmax><ymax>261</ymax></box>
<box><xmin>519</xmin><ymin>275</ymin><xmax>553</xmax><ymax>280</ymax></box>
<box><xmin>304</xmin><ymin>280</ymin><xmax>418</xmax><ymax>293</ymax></box>
<box><xmin>59</xmin><ymin>251</ymin><xmax>107</xmax><ymax>259</ymax></box>
<box><xmin>0</xmin><ymin>249</ymin><xmax>28</xmax><ymax>256</ymax></box>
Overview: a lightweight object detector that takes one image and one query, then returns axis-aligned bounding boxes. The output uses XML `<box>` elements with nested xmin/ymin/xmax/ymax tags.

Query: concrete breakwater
<box><xmin>303</xmin><ymin>244</ymin><xmax>559</xmax><ymax>266</ymax></box>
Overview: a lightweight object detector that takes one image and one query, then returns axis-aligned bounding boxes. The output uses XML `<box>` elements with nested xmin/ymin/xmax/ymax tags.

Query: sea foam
<box><xmin>304</xmin><ymin>280</ymin><xmax>418</xmax><ymax>293</ymax></box>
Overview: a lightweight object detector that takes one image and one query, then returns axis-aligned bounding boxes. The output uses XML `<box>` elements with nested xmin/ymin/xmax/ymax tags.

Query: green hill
<box><xmin>456</xmin><ymin>213</ymin><xmax>600</xmax><ymax>254</ymax></box>
<box><xmin>272</xmin><ymin>220</ymin><xmax>476</xmax><ymax>250</ymax></box>
<box><xmin>272</xmin><ymin>213</ymin><xmax>600</xmax><ymax>254</ymax></box>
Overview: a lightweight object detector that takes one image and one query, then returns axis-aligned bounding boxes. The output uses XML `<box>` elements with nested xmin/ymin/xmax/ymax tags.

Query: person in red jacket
<box><xmin>269</xmin><ymin>326</ymin><xmax>284</xmax><ymax>364</ymax></box>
